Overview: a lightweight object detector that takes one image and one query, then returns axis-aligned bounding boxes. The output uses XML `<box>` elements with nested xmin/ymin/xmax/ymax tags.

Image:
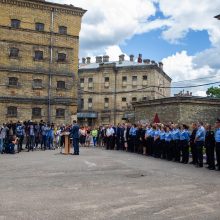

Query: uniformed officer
<box><xmin>179</xmin><ymin>124</ymin><xmax>190</xmax><ymax>164</ymax></box>
<box><xmin>205</xmin><ymin>124</ymin><xmax>215</xmax><ymax>170</ymax></box>
<box><xmin>172</xmin><ymin>125</ymin><xmax>181</xmax><ymax>162</ymax></box>
<box><xmin>194</xmin><ymin>122</ymin><xmax>206</xmax><ymax>168</ymax></box>
<box><xmin>190</xmin><ymin>123</ymin><xmax>198</xmax><ymax>165</ymax></box>
<box><xmin>159</xmin><ymin>125</ymin><xmax>166</xmax><ymax>159</ymax></box>
<box><xmin>165</xmin><ymin>126</ymin><xmax>172</xmax><ymax>160</ymax></box>
<box><xmin>129</xmin><ymin>124</ymin><xmax>138</xmax><ymax>153</ymax></box>
<box><xmin>215</xmin><ymin>118</ymin><xmax>220</xmax><ymax>171</ymax></box>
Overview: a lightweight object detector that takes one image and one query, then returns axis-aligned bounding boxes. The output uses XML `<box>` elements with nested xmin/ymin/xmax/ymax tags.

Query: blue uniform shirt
<box><xmin>165</xmin><ymin>131</ymin><xmax>172</xmax><ymax>142</ymax></box>
<box><xmin>180</xmin><ymin>130</ymin><xmax>190</xmax><ymax>141</ymax></box>
<box><xmin>160</xmin><ymin>131</ymin><xmax>166</xmax><ymax>140</ymax></box>
<box><xmin>172</xmin><ymin>129</ymin><xmax>180</xmax><ymax>140</ymax></box>
<box><xmin>154</xmin><ymin>129</ymin><xmax>160</xmax><ymax>138</ymax></box>
<box><xmin>145</xmin><ymin>128</ymin><xmax>151</xmax><ymax>136</ymax></box>
<box><xmin>195</xmin><ymin>126</ymin><xmax>206</xmax><ymax>142</ymax></box>
<box><xmin>215</xmin><ymin>128</ymin><xmax>220</xmax><ymax>142</ymax></box>
<box><xmin>129</xmin><ymin>127</ymin><xmax>137</xmax><ymax>136</ymax></box>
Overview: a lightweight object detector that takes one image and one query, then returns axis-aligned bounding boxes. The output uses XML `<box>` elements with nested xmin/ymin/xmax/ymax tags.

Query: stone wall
<box><xmin>134</xmin><ymin>97</ymin><xmax>220</xmax><ymax>126</ymax></box>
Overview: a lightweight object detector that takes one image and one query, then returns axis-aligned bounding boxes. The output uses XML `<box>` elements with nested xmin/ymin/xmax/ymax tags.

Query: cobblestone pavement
<box><xmin>0</xmin><ymin>148</ymin><xmax>220</xmax><ymax>220</ymax></box>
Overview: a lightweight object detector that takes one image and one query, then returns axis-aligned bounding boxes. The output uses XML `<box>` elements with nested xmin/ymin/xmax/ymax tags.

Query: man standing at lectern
<box><xmin>70</xmin><ymin>120</ymin><xmax>80</xmax><ymax>155</ymax></box>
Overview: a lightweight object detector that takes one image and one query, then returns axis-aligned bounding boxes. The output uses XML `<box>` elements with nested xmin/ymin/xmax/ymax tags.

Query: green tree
<box><xmin>206</xmin><ymin>86</ymin><xmax>220</xmax><ymax>98</ymax></box>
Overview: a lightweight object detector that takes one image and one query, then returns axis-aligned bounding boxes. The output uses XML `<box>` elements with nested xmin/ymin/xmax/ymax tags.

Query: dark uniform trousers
<box><xmin>147</xmin><ymin>137</ymin><xmax>154</xmax><ymax>156</ymax></box>
<box><xmin>174</xmin><ymin>140</ymin><xmax>180</xmax><ymax>162</ymax></box>
<box><xmin>190</xmin><ymin>142</ymin><xmax>198</xmax><ymax>164</ymax></box>
<box><xmin>196</xmin><ymin>141</ymin><xmax>204</xmax><ymax>167</ymax></box>
<box><xmin>180</xmin><ymin>140</ymin><xmax>189</xmax><ymax>163</ymax></box>
<box><xmin>206</xmin><ymin>143</ymin><xmax>215</xmax><ymax>169</ymax></box>
<box><xmin>216</xmin><ymin>142</ymin><xmax>220</xmax><ymax>170</ymax></box>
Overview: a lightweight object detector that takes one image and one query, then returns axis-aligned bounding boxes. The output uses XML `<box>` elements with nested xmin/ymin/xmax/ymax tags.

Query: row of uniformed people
<box><xmin>126</xmin><ymin>119</ymin><xmax>220</xmax><ymax>171</ymax></box>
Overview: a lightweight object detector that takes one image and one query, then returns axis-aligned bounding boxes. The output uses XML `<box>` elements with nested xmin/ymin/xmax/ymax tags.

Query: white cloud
<box><xmin>162</xmin><ymin>51</ymin><xmax>220</xmax><ymax>96</ymax></box>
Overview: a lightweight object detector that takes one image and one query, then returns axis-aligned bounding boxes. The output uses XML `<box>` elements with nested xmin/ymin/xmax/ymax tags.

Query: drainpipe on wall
<box><xmin>48</xmin><ymin>8</ymin><xmax>54</xmax><ymax>123</ymax></box>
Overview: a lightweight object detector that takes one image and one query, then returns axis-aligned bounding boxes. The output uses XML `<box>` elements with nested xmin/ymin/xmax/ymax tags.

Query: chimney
<box><xmin>82</xmin><ymin>57</ymin><xmax>86</xmax><ymax>64</ymax></box>
<box><xmin>103</xmin><ymin>55</ymin><xmax>109</xmax><ymax>62</ymax></box>
<box><xmin>119</xmin><ymin>54</ymin><xmax>125</xmax><ymax>62</ymax></box>
<box><xmin>151</xmin><ymin>60</ymin><xmax>156</xmax><ymax>65</ymax></box>
<box><xmin>159</xmin><ymin>62</ymin><xmax>163</xmax><ymax>70</ymax></box>
<box><xmin>143</xmin><ymin>59</ymin><xmax>150</xmax><ymax>64</ymax></box>
<box><xmin>130</xmin><ymin>54</ymin><xmax>134</xmax><ymax>62</ymax></box>
<box><xmin>86</xmin><ymin>57</ymin><xmax>91</xmax><ymax>64</ymax></box>
<box><xmin>138</xmin><ymin>54</ymin><xmax>142</xmax><ymax>63</ymax></box>
<box><xmin>96</xmin><ymin>56</ymin><xmax>102</xmax><ymax>63</ymax></box>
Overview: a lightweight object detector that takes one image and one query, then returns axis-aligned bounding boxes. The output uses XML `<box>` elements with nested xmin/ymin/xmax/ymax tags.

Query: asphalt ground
<box><xmin>0</xmin><ymin>147</ymin><xmax>220</xmax><ymax>220</ymax></box>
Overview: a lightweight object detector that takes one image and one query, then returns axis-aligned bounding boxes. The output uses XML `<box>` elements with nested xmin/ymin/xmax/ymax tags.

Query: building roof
<box><xmin>79</xmin><ymin>60</ymin><xmax>172</xmax><ymax>82</ymax></box>
<box><xmin>19</xmin><ymin>0</ymin><xmax>87</xmax><ymax>15</ymax></box>
<box><xmin>79</xmin><ymin>60</ymin><xmax>155</xmax><ymax>69</ymax></box>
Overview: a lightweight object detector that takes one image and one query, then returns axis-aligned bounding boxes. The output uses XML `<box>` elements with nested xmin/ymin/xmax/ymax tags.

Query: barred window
<box><xmin>59</xmin><ymin>26</ymin><xmax>67</xmax><ymax>34</ymax></box>
<box><xmin>122</xmin><ymin>76</ymin><xmax>127</xmax><ymax>82</ymax></box>
<box><xmin>35</xmin><ymin>51</ymin><xmax>43</xmax><ymax>61</ymax></box>
<box><xmin>104</xmin><ymin>77</ymin><xmax>109</xmax><ymax>82</ymax></box>
<box><xmin>56</xmin><ymin>109</ymin><xmax>65</xmax><ymax>118</ymax></box>
<box><xmin>88</xmin><ymin>78</ymin><xmax>93</xmax><ymax>83</ymax></box>
<box><xmin>132</xmin><ymin>76</ymin><xmax>137</xmax><ymax>81</ymax></box>
<box><xmin>9</xmin><ymin>48</ymin><xmax>19</xmax><ymax>58</ymax></box>
<box><xmin>35</xmin><ymin>23</ymin><xmax>44</xmax><ymax>31</ymax></box>
<box><xmin>104</xmin><ymin>98</ymin><xmax>109</xmax><ymax>108</ymax></box>
<box><xmin>11</xmin><ymin>19</ymin><xmax>20</xmax><ymax>28</ymax></box>
<box><xmin>132</xmin><ymin>97</ymin><xmax>137</xmax><ymax>102</ymax></box>
<box><xmin>57</xmin><ymin>53</ymin><xmax>66</xmax><ymax>62</ymax></box>
<box><xmin>32</xmin><ymin>108</ymin><xmax>41</xmax><ymax>117</ymax></box>
<box><xmin>143</xmin><ymin>75</ymin><xmax>148</xmax><ymax>80</ymax></box>
<box><xmin>122</xmin><ymin>97</ymin><xmax>127</xmax><ymax>102</ymax></box>
<box><xmin>88</xmin><ymin>98</ymin><xmax>93</xmax><ymax>109</ymax></box>
<box><xmin>57</xmin><ymin>81</ymin><xmax>65</xmax><ymax>89</ymax></box>
<box><xmin>33</xmin><ymin>79</ymin><xmax>42</xmax><ymax>88</ymax></box>
<box><xmin>7</xmin><ymin>106</ymin><xmax>17</xmax><ymax>117</ymax></box>
<box><xmin>8</xmin><ymin>77</ymin><xmax>18</xmax><ymax>86</ymax></box>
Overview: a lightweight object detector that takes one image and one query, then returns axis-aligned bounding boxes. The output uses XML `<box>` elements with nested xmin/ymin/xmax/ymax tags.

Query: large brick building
<box><xmin>0</xmin><ymin>0</ymin><xmax>86</xmax><ymax>124</ymax></box>
<box><xmin>78</xmin><ymin>55</ymin><xmax>171</xmax><ymax>126</ymax></box>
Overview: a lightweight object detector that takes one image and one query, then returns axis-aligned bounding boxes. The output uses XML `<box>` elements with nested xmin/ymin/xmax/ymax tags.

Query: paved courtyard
<box><xmin>0</xmin><ymin>148</ymin><xmax>220</xmax><ymax>220</ymax></box>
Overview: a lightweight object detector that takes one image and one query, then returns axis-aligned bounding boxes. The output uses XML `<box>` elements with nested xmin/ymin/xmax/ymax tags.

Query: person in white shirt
<box><xmin>106</xmin><ymin>125</ymin><xmax>115</xmax><ymax>150</ymax></box>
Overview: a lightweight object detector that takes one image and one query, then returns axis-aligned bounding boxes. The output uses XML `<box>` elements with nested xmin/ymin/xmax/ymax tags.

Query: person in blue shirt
<box><xmin>179</xmin><ymin>124</ymin><xmax>190</xmax><ymax>164</ymax></box>
<box><xmin>165</xmin><ymin>126</ymin><xmax>172</xmax><ymax>160</ymax></box>
<box><xmin>172</xmin><ymin>125</ymin><xmax>181</xmax><ymax>162</ymax></box>
<box><xmin>153</xmin><ymin>125</ymin><xmax>161</xmax><ymax>158</ymax></box>
<box><xmin>16</xmin><ymin>121</ymin><xmax>24</xmax><ymax>153</ymax></box>
<box><xmin>215</xmin><ymin>118</ymin><xmax>220</xmax><ymax>171</ymax></box>
<box><xmin>195</xmin><ymin>122</ymin><xmax>206</xmax><ymax>167</ymax></box>
<box><xmin>129</xmin><ymin>124</ymin><xmax>138</xmax><ymax>153</ymax></box>
<box><xmin>159</xmin><ymin>125</ymin><xmax>166</xmax><ymax>159</ymax></box>
<box><xmin>145</xmin><ymin>125</ymin><xmax>154</xmax><ymax>156</ymax></box>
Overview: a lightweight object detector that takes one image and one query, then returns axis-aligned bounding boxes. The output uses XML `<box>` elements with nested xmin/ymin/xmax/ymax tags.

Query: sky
<box><xmin>49</xmin><ymin>0</ymin><xmax>220</xmax><ymax>96</ymax></box>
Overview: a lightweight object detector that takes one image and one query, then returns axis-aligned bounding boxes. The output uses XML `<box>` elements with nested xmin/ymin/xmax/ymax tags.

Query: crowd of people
<box><xmin>79</xmin><ymin>119</ymin><xmax>220</xmax><ymax>171</ymax></box>
<box><xmin>0</xmin><ymin>120</ymin><xmax>67</xmax><ymax>154</ymax></box>
<box><xmin>0</xmin><ymin>118</ymin><xmax>220</xmax><ymax>171</ymax></box>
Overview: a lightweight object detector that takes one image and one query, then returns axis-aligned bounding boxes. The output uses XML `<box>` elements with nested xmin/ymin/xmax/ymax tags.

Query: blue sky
<box><xmin>121</xmin><ymin>29</ymin><xmax>211</xmax><ymax>61</ymax></box>
<box><xmin>50</xmin><ymin>0</ymin><xmax>220</xmax><ymax>96</ymax></box>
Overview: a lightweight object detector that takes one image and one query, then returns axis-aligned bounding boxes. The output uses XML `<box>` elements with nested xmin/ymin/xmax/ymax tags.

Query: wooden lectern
<box><xmin>63</xmin><ymin>132</ymin><xmax>71</xmax><ymax>155</ymax></box>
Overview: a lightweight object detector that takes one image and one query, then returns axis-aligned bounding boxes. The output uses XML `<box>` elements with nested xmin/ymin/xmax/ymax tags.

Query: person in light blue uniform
<box><xmin>145</xmin><ymin>125</ymin><xmax>154</xmax><ymax>156</ymax></box>
<box><xmin>159</xmin><ymin>125</ymin><xmax>166</xmax><ymax>159</ymax></box>
<box><xmin>153</xmin><ymin>125</ymin><xmax>160</xmax><ymax>158</ymax></box>
<box><xmin>215</xmin><ymin>118</ymin><xmax>220</xmax><ymax>171</ymax></box>
<box><xmin>195</xmin><ymin>122</ymin><xmax>206</xmax><ymax>167</ymax></box>
<box><xmin>179</xmin><ymin>124</ymin><xmax>190</xmax><ymax>164</ymax></box>
<box><xmin>129</xmin><ymin>124</ymin><xmax>138</xmax><ymax>153</ymax></box>
<box><xmin>165</xmin><ymin>126</ymin><xmax>172</xmax><ymax>160</ymax></box>
<box><xmin>172</xmin><ymin>125</ymin><xmax>181</xmax><ymax>162</ymax></box>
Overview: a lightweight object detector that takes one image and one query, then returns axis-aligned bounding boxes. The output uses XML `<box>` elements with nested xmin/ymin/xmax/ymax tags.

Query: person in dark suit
<box><xmin>70</xmin><ymin>120</ymin><xmax>80</xmax><ymax>155</ymax></box>
<box><xmin>205</xmin><ymin>124</ymin><xmax>215</xmax><ymax>170</ymax></box>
